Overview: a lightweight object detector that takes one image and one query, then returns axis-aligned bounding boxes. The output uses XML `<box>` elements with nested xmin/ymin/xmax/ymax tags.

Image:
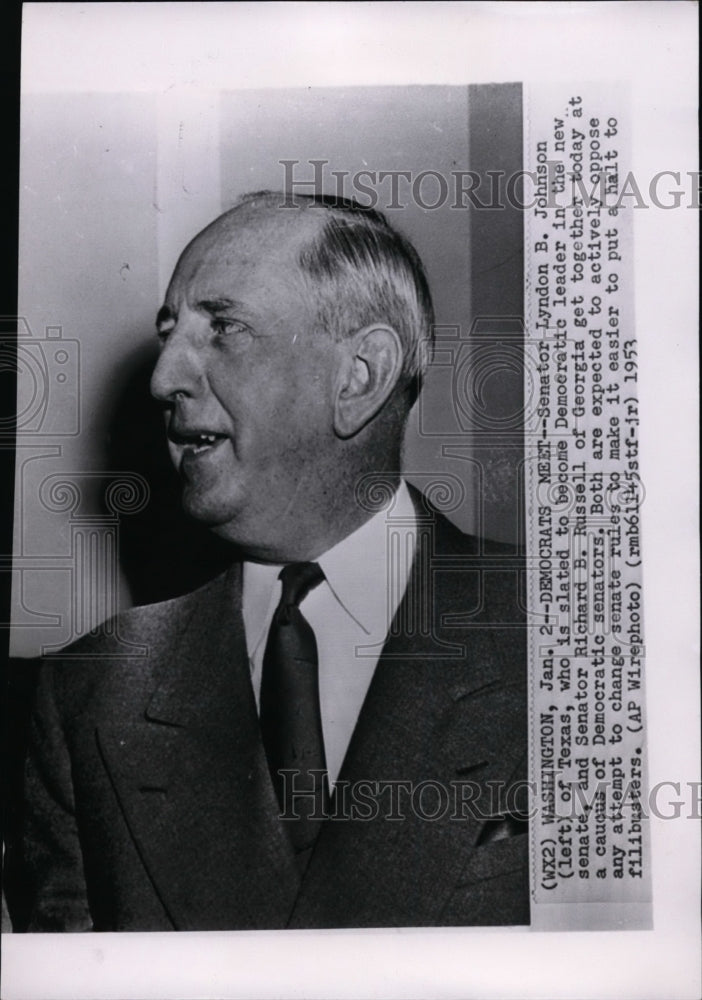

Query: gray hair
<box><xmin>234</xmin><ymin>191</ymin><xmax>435</xmax><ymax>403</ymax></box>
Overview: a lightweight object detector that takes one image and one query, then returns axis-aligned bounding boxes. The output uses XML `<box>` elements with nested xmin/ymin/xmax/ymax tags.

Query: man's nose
<box><xmin>150</xmin><ymin>326</ymin><xmax>204</xmax><ymax>403</ymax></box>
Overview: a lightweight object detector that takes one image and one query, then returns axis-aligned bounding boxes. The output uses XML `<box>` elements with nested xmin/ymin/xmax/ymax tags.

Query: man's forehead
<box><xmin>164</xmin><ymin>203</ymin><xmax>322</xmax><ymax>309</ymax></box>
<box><xmin>187</xmin><ymin>202</ymin><xmax>322</xmax><ymax>267</ymax></box>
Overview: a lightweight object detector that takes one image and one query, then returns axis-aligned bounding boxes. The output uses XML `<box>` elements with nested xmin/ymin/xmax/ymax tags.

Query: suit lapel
<box><xmin>97</xmin><ymin>567</ymin><xmax>300</xmax><ymax>930</ymax></box>
<box><xmin>289</xmin><ymin>509</ymin><xmax>526</xmax><ymax>927</ymax></box>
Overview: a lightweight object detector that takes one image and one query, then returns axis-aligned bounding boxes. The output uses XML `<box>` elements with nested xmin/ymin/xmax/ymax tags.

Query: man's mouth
<box><xmin>169</xmin><ymin>428</ymin><xmax>229</xmax><ymax>456</ymax></box>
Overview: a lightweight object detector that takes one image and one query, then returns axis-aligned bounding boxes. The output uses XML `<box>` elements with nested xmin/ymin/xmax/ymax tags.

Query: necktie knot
<box><xmin>278</xmin><ymin>562</ymin><xmax>324</xmax><ymax>613</ymax></box>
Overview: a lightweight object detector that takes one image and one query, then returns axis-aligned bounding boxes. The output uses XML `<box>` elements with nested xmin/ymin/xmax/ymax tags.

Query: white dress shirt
<box><xmin>242</xmin><ymin>480</ymin><xmax>417</xmax><ymax>786</ymax></box>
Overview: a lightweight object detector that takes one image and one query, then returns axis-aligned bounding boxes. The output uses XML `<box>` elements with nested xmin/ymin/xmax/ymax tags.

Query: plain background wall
<box><xmin>12</xmin><ymin>84</ymin><xmax>522</xmax><ymax>657</ymax></box>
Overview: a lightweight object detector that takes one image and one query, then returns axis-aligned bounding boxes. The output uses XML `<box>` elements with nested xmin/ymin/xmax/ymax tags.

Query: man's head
<box><xmin>150</xmin><ymin>191</ymin><xmax>434</xmax><ymax>561</ymax></box>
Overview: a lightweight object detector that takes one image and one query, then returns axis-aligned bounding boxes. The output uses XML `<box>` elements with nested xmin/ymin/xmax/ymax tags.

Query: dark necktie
<box><xmin>260</xmin><ymin>562</ymin><xmax>329</xmax><ymax>858</ymax></box>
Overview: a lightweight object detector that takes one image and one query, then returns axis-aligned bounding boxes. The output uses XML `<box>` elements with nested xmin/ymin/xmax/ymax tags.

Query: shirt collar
<box><xmin>242</xmin><ymin>479</ymin><xmax>417</xmax><ymax>652</ymax></box>
<box><xmin>316</xmin><ymin>478</ymin><xmax>416</xmax><ymax>636</ymax></box>
<box><xmin>242</xmin><ymin>560</ymin><xmax>281</xmax><ymax>660</ymax></box>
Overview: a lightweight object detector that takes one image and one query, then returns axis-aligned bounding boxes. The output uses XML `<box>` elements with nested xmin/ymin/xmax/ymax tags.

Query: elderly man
<box><xmin>22</xmin><ymin>192</ymin><xmax>528</xmax><ymax>931</ymax></box>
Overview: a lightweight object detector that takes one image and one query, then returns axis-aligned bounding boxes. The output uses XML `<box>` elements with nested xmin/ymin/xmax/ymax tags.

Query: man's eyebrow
<box><xmin>156</xmin><ymin>305</ymin><xmax>175</xmax><ymax>328</ymax></box>
<box><xmin>155</xmin><ymin>299</ymin><xmax>255</xmax><ymax>330</ymax></box>
<box><xmin>196</xmin><ymin>298</ymin><xmax>250</xmax><ymax>315</ymax></box>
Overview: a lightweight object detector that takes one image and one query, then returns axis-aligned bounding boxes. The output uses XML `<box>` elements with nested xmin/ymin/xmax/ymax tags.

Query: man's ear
<box><xmin>333</xmin><ymin>325</ymin><xmax>405</xmax><ymax>438</ymax></box>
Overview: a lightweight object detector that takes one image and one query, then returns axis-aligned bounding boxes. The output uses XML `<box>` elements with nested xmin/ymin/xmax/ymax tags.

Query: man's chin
<box><xmin>179</xmin><ymin>485</ymin><xmax>284</xmax><ymax>559</ymax></box>
<box><xmin>180</xmin><ymin>487</ymin><xmax>241</xmax><ymax>530</ymax></box>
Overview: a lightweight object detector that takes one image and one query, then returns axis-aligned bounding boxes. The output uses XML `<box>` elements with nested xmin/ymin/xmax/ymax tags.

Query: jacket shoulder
<box><xmin>56</xmin><ymin>568</ymin><xmax>233</xmax><ymax>658</ymax></box>
<box><xmin>36</xmin><ymin>568</ymin><xmax>236</xmax><ymax>716</ymax></box>
<box><xmin>408</xmin><ymin>483</ymin><xmax>523</xmax><ymax>559</ymax></box>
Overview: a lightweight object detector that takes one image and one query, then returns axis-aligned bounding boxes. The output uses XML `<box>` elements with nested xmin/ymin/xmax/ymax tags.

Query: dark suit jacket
<box><xmin>21</xmin><ymin>501</ymin><xmax>529</xmax><ymax>931</ymax></box>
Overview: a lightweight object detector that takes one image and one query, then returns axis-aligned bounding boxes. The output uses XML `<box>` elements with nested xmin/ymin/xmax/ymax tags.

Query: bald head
<box><xmin>179</xmin><ymin>195</ymin><xmax>322</xmax><ymax>272</ymax></box>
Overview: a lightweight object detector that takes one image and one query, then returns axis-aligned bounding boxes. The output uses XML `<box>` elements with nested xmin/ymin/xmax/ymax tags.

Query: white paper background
<box><xmin>5</xmin><ymin>2</ymin><xmax>699</xmax><ymax>998</ymax></box>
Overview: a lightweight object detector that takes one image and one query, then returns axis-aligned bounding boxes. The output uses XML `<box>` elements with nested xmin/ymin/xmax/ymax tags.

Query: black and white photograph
<box><xmin>1</xmin><ymin>2</ymin><xmax>698</xmax><ymax>998</ymax></box>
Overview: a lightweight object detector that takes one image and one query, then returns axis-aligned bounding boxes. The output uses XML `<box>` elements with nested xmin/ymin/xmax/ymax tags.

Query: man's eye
<box><xmin>211</xmin><ymin>319</ymin><xmax>252</xmax><ymax>342</ymax></box>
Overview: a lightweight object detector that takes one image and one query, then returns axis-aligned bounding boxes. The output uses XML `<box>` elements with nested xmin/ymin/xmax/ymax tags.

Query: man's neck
<box><xmin>236</xmin><ymin>472</ymin><xmax>404</xmax><ymax>565</ymax></box>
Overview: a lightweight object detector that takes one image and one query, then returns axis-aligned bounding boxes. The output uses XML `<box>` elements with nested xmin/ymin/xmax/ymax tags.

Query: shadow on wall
<box><xmin>104</xmin><ymin>344</ymin><xmax>234</xmax><ymax>607</ymax></box>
